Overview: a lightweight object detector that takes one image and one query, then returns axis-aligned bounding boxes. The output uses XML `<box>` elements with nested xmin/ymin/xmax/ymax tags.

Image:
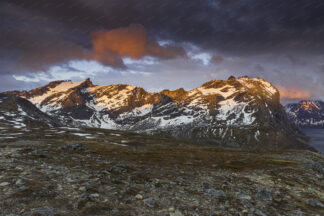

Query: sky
<box><xmin>1</xmin><ymin>0</ymin><xmax>324</xmax><ymax>103</ymax></box>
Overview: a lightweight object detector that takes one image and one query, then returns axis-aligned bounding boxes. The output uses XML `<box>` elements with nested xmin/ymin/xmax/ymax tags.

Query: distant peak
<box><xmin>297</xmin><ymin>100</ymin><xmax>321</xmax><ymax>111</ymax></box>
<box><xmin>228</xmin><ymin>75</ymin><xmax>236</xmax><ymax>80</ymax></box>
<box><xmin>239</xmin><ymin>75</ymin><xmax>249</xmax><ymax>79</ymax></box>
<box><xmin>162</xmin><ymin>88</ymin><xmax>187</xmax><ymax>99</ymax></box>
<box><xmin>299</xmin><ymin>99</ymin><xmax>322</xmax><ymax>103</ymax></box>
<box><xmin>80</xmin><ymin>78</ymin><xmax>93</xmax><ymax>86</ymax></box>
<box><xmin>49</xmin><ymin>78</ymin><xmax>92</xmax><ymax>86</ymax></box>
<box><xmin>48</xmin><ymin>80</ymin><xmax>71</xmax><ymax>86</ymax></box>
<box><xmin>82</xmin><ymin>78</ymin><xmax>91</xmax><ymax>82</ymax></box>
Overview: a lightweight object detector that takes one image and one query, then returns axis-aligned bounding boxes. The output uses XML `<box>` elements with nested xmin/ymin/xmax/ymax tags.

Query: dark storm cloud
<box><xmin>0</xmin><ymin>0</ymin><xmax>324</xmax><ymax>100</ymax></box>
<box><xmin>1</xmin><ymin>0</ymin><xmax>192</xmax><ymax>71</ymax></box>
<box><xmin>2</xmin><ymin>0</ymin><xmax>324</xmax><ymax>71</ymax></box>
<box><xmin>0</xmin><ymin>1</ymin><xmax>86</xmax><ymax>73</ymax></box>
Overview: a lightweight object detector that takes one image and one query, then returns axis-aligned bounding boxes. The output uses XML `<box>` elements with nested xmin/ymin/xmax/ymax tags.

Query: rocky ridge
<box><xmin>3</xmin><ymin>76</ymin><xmax>314</xmax><ymax>151</ymax></box>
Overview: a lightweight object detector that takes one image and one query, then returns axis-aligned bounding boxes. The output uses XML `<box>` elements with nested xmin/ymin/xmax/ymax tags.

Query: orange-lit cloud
<box><xmin>278</xmin><ymin>87</ymin><xmax>311</xmax><ymax>100</ymax></box>
<box><xmin>211</xmin><ymin>55</ymin><xmax>224</xmax><ymax>64</ymax></box>
<box><xmin>88</xmin><ymin>24</ymin><xmax>186</xmax><ymax>66</ymax></box>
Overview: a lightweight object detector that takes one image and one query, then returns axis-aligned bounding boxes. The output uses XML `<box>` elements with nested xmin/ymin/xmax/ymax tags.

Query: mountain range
<box><xmin>2</xmin><ymin>76</ymin><xmax>315</xmax><ymax>151</ymax></box>
<box><xmin>285</xmin><ymin>100</ymin><xmax>324</xmax><ymax>128</ymax></box>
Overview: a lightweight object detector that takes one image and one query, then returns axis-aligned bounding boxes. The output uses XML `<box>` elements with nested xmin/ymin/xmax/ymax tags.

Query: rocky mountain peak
<box><xmin>77</xmin><ymin>78</ymin><xmax>94</xmax><ymax>88</ymax></box>
<box><xmin>161</xmin><ymin>88</ymin><xmax>187</xmax><ymax>100</ymax></box>
<box><xmin>199</xmin><ymin>76</ymin><xmax>279</xmax><ymax>104</ymax></box>
<box><xmin>227</xmin><ymin>75</ymin><xmax>236</xmax><ymax>80</ymax></box>
<box><xmin>298</xmin><ymin>100</ymin><xmax>322</xmax><ymax>111</ymax></box>
<box><xmin>285</xmin><ymin>100</ymin><xmax>324</xmax><ymax>128</ymax></box>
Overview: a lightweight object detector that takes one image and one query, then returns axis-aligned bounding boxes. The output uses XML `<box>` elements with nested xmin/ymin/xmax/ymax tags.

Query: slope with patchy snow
<box><xmin>0</xmin><ymin>94</ymin><xmax>60</xmax><ymax>133</ymax></box>
<box><xmin>3</xmin><ymin>76</ymin><xmax>312</xmax><ymax>150</ymax></box>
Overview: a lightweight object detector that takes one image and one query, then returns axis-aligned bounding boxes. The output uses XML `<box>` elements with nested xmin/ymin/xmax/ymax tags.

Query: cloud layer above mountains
<box><xmin>1</xmin><ymin>0</ymin><xmax>324</xmax><ymax>101</ymax></box>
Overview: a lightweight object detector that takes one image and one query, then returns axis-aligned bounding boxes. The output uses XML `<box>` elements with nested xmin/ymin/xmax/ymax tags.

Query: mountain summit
<box><xmin>3</xmin><ymin>76</ymin><xmax>314</xmax><ymax>151</ymax></box>
<box><xmin>285</xmin><ymin>100</ymin><xmax>324</xmax><ymax>128</ymax></box>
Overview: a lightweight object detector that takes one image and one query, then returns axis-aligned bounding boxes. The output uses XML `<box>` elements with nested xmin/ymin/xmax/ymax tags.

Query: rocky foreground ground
<box><xmin>0</xmin><ymin>127</ymin><xmax>323</xmax><ymax>216</ymax></box>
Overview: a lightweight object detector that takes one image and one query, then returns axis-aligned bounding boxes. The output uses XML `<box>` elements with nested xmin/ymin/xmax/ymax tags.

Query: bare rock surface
<box><xmin>0</xmin><ymin>126</ymin><xmax>323</xmax><ymax>215</ymax></box>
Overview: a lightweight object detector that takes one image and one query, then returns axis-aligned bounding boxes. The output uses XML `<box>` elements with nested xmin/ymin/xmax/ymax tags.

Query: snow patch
<box><xmin>29</xmin><ymin>80</ymin><xmax>87</xmax><ymax>105</ymax></box>
<box><xmin>72</xmin><ymin>133</ymin><xmax>92</xmax><ymax>137</ymax></box>
<box><xmin>217</xmin><ymin>98</ymin><xmax>256</xmax><ymax>125</ymax></box>
<box><xmin>254</xmin><ymin>130</ymin><xmax>260</xmax><ymax>141</ymax></box>
<box><xmin>152</xmin><ymin>115</ymin><xmax>195</xmax><ymax>127</ymax></box>
<box><xmin>110</xmin><ymin>142</ymin><xmax>128</xmax><ymax>147</ymax></box>
<box><xmin>119</xmin><ymin>104</ymin><xmax>153</xmax><ymax>118</ymax></box>
<box><xmin>110</xmin><ymin>133</ymin><xmax>121</xmax><ymax>136</ymax></box>
<box><xmin>197</xmin><ymin>85</ymin><xmax>236</xmax><ymax>98</ymax></box>
<box><xmin>90</xmin><ymin>85</ymin><xmax>136</xmax><ymax>110</ymax></box>
<box><xmin>238</xmin><ymin>77</ymin><xmax>278</xmax><ymax>97</ymax></box>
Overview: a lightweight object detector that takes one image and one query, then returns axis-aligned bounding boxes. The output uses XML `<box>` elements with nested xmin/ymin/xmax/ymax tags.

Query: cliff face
<box><xmin>3</xmin><ymin>76</ymin><xmax>315</xmax><ymax>151</ymax></box>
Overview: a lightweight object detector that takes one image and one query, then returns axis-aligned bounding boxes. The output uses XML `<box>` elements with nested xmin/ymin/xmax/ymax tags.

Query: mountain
<box><xmin>285</xmin><ymin>100</ymin><xmax>324</xmax><ymax>128</ymax></box>
<box><xmin>0</xmin><ymin>94</ymin><xmax>60</xmax><ymax>129</ymax></box>
<box><xmin>3</xmin><ymin>76</ymin><xmax>315</xmax><ymax>151</ymax></box>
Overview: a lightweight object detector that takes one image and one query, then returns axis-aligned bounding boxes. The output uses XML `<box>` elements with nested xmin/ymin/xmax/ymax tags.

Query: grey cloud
<box><xmin>0</xmin><ymin>0</ymin><xmax>324</xmax><ymax>100</ymax></box>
